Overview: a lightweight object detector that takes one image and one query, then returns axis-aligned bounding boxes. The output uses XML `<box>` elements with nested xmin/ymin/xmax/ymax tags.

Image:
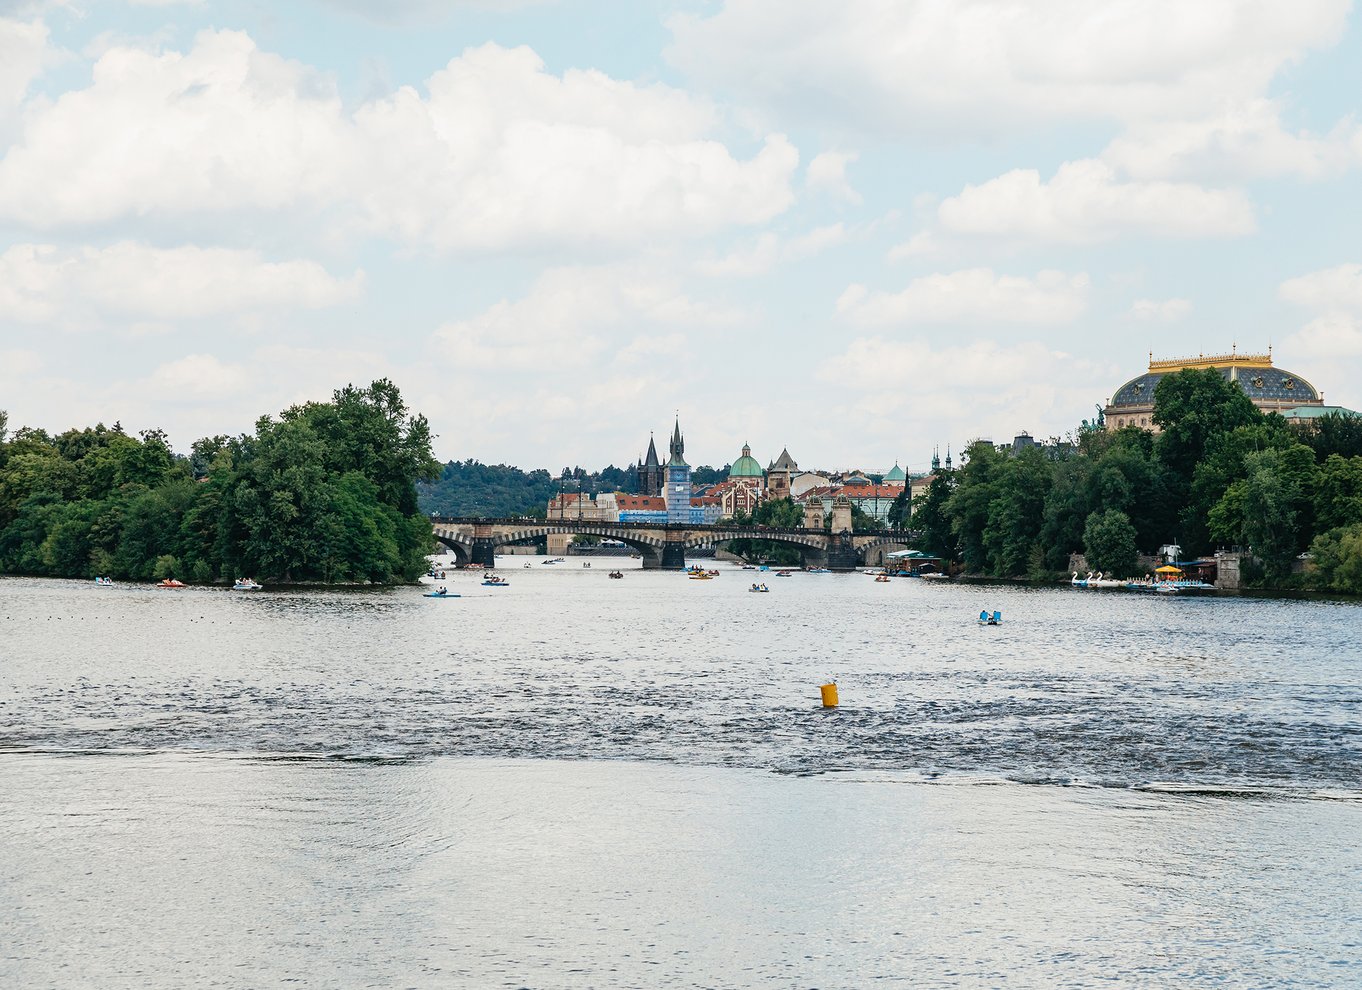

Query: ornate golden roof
<box><xmin>1147</xmin><ymin>345</ymin><xmax>1272</xmax><ymax>372</ymax></box>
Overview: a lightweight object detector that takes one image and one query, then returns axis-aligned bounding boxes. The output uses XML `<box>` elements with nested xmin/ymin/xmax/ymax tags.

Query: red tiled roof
<box><xmin>840</xmin><ymin>484</ymin><xmax>902</xmax><ymax>498</ymax></box>
<box><xmin>615</xmin><ymin>495</ymin><xmax>666</xmax><ymax>509</ymax></box>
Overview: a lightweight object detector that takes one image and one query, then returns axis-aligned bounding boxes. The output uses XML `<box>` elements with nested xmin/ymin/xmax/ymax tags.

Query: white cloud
<box><xmin>1279</xmin><ymin>264</ymin><xmax>1362</xmax><ymax>313</ymax></box>
<box><xmin>936</xmin><ymin>159</ymin><xmax>1254</xmax><ymax>244</ymax></box>
<box><xmin>0</xmin><ymin>31</ymin><xmax>799</xmax><ymax>251</ymax></box>
<box><xmin>1285</xmin><ymin>313</ymin><xmax>1362</xmax><ymax>360</ymax></box>
<box><xmin>1278</xmin><ymin>266</ymin><xmax>1362</xmax><ymax>395</ymax></box>
<box><xmin>0</xmin><ymin>17</ymin><xmax>50</xmax><ymax>123</ymax></box>
<box><xmin>837</xmin><ymin>268</ymin><xmax>1089</xmax><ymax>326</ymax></box>
<box><xmin>433</xmin><ymin>264</ymin><xmax>744</xmax><ymax>371</ymax></box>
<box><xmin>144</xmin><ymin>353</ymin><xmax>247</xmax><ymax>400</ymax></box>
<box><xmin>821</xmin><ymin>336</ymin><xmax>1115</xmax><ymax>446</ymax></box>
<box><xmin>805</xmin><ymin>150</ymin><xmax>860</xmax><ymax>203</ymax></box>
<box><xmin>1102</xmin><ymin>99</ymin><xmax>1362</xmax><ymax>181</ymax></box>
<box><xmin>315</xmin><ymin>0</ymin><xmax>551</xmax><ymax>23</ymax></box>
<box><xmin>0</xmin><ymin>347</ymin><xmax>42</xmax><ymax>378</ymax></box>
<box><xmin>695</xmin><ymin>223</ymin><xmax>846</xmax><ymax>277</ymax></box>
<box><xmin>0</xmin><ymin>241</ymin><xmax>362</xmax><ymax>325</ymax></box>
<box><xmin>667</xmin><ymin>0</ymin><xmax>1350</xmax><ymax>136</ymax></box>
<box><xmin>887</xmin><ymin>232</ymin><xmax>942</xmax><ymax>262</ymax></box>
<box><xmin>1129</xmin><ymin>297</ymin><xmax>1191</xmax><ymax>322</ymax></box>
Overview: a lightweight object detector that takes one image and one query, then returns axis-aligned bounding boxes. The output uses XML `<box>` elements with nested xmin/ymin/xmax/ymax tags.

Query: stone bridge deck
<box><xmin>430</xmin><ymin>516</ymin><xmax>910</xmax><ymax>571</ymax></box>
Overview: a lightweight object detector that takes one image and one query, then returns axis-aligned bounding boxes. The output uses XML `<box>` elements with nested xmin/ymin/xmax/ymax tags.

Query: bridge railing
<box><xmin>430</xmin><ymin>515</ymin><xmax>915</xmax><ymax>539</ymax></box>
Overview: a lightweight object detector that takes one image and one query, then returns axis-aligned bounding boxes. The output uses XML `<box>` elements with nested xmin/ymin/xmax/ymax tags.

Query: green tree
<box><xmin>910</xmin><ymin>474</ymin><xmax>957</xmax><ymax>562</ymax></box>
<box><xmin>1153</xmin><ymin>368</ymin><xmax>1261</xmax><ymax>554</ymax></box>
<box><xmin>1083</xmin><ymin>509</ymin><xmax>1138</xmax><ymax>576</ymax></box>
<box><xmin>1303</xmin><ymin>410</ymin><xmax>1362</xmax><ymax>462</ymax></box>
<box><xmin>1314</xmin><ymin>454</ymin><xmax>1362</xmax><ymax>531</ymax></box>
<box><xmin>1307</xmin><ymin>523</ymin><xmax>1362</xmax><ymax>594</ymax></box>
<box><xmin>946</xmin><ymin>442</ymin><xmax>1003</xmax><ymax>574</ymax></box>
<box><xmin>1209</xmin><ymin>448</ymin><xmax>1314</xmax><ymax>583</ymax></box>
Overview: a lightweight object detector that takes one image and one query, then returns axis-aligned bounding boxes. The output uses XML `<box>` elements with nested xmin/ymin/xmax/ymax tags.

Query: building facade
<box><xmin>616</xmin><ymin>494</ymin><xmax>667</xmax><ymax>523</ymax></box>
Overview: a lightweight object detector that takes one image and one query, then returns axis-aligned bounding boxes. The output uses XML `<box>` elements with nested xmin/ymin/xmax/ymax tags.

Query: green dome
<box><xmin>729</xmin><ymin>443</ymin><xmax>763</xmax><ymax>479</ymax></box>
<box><xmin>884</xmin><ymin>462</ymin><xmax>907</xmax><ymax>483</ymax></box>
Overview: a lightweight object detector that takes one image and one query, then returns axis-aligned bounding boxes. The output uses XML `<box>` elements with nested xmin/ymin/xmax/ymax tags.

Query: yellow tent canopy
<box><xmin>1155</xmin><ymin>565</ymin><xmax>1183</xmax><ymax>574</ymax></box>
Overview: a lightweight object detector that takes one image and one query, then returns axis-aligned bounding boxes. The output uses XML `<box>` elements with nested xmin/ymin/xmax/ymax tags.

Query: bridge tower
<box><xmin>664</xmin><ymin>417</ymin><xmax>691</xmax><ymax>526</ymax></box>
<box><xmin>803</xmin><ymin>501</ymin><xmax>824</xmax><ymax>529</ymax></box>
<box><xmin>826</xmin><ymin>495</ymin><xmax>857</xmax><ymax>570</ymax></box>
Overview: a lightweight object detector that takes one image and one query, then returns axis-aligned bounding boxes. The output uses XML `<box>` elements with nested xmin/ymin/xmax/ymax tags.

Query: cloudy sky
<box><xmin>2</xmin><ymin>0</ymin><xmax>1361</xmax><ymax>474</ymax></box>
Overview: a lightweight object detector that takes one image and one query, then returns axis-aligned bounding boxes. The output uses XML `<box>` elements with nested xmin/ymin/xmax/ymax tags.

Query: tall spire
<box><xmin>945</xmin><ymin>444</ymin><xmax>953</xmax><ymax>470</ymax></box>
<box><xmin>931</xmin><ymin>445</ymin><xmax>940</xmax><ymax>472</ymax></box>
<box><xmin>644</xmin><ymin>433</ymin><xmax>659</xmax><ymax>467</ymax></box>
<box><xmin>667</xmin><ymin>415</ymin><xmax>688</xmax><ymax>467</ymax></box>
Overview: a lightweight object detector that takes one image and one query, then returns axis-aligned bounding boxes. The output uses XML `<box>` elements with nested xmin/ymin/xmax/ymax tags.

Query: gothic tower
<box><xmin>664</xmin><ymin>417</ymin><xmax>691</xmax><ymax>525</ymax></box>
<box><xmin>638</xmin><ymin>434</ymin><xmax>663</xmax><ymax>496</ymax></box>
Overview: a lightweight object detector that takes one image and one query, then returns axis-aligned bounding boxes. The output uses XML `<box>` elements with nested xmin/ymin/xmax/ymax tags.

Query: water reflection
<box><xmin>2</xmin><ymin>755</ymin><xmax>1357</xmax><ymax>988</ymax></box>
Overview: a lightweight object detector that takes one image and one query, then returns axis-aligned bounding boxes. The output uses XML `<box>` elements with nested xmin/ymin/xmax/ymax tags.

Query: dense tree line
<box><xmin>417</xmin><ymin>460</ymin><xmax>730</xmax><ymax>516</ymax></box>
<box><xmin>0</xmin><ymin>380</ymin><xmax>438</xmax><ymax>584</ymax></box>
<box><xmin>908</xmin><ymin>368</ymin><xmax>1362</xmax><ymax>593</ymax></box>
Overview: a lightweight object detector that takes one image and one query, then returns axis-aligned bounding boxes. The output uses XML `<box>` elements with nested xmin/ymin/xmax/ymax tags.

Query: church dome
<box><xmin>884</xmin><ymin>463</ymin><xmax>907</xmax><ymax>484</ymax></box>
<box><xmin>729</xmin><ymin>443</ymin><xmax>763</xmax><ymax>479</ymax></box>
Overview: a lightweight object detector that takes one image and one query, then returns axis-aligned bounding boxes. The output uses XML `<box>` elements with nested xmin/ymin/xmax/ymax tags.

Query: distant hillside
<box><xmin>419</xmin><ymin>460</ymin><xmax>634</xmax><ymax>516</ymax></box>
<box><xmin>418</xmin><ymin>459</ymin><xmax>734</xmax><ymax>516</ymax></box>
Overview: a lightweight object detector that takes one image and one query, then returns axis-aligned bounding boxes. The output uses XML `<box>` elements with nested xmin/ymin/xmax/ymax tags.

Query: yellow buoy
<box><xmin>819</xmin><ymin>682</ymin><xmax>839</xmax><ymax>708</ymax></box>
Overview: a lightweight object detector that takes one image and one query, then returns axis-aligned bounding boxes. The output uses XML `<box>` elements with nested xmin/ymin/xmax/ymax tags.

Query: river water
<box><xmin>2</xmin><ymin>560</ymin><xmax>1360</xmax><ymax>987</ymax></box>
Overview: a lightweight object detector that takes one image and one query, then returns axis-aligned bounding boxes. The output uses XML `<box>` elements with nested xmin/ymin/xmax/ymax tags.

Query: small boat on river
<box><xmin>156</xmin><ymin>579</ymin><xmax>185</xmax><ymax>588</ymax></box>
<box><xmin>482</xmin><ymin>575</ymin><xmax>509</xmax><ymax>587</ymax></box>
<box><xmin>233</xmin><ymin>578</ymin><xmax>264</xmax><ymax>591</ymax></box>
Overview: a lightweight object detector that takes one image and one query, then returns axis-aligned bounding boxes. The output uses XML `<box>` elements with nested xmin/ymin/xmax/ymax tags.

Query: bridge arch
<box><xmin>685</xmin><ymin>528</ymin><xmax>828</xmax><ymax>565</ymax></box>
<box><xmin>855</xmin><ymin>538</ymin><xmax>909</xmax><ymax>566</ymax></box>
<box><xmin>489</xmin><ymin>524</ymin><xmax>665</xmax><ymax>561</ymax></box>
<box><xmin>432</xmin><ymin>531</ymin><xmax>473</xmax><ymax>565</ymax></box>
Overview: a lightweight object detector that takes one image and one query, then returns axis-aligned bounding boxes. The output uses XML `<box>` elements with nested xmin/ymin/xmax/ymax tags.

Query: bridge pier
<box><xmin>471</xmin><ymin>537</ymin><xmax>497</xmax><ymax>568</ymax></box>
<box><xmin>659</xmin><ymin>539</ymin><xmax>686</xmax><ymax>571</ymax></box>
<box><xmin>826</xmin><ymin>533</ymin><xmax>859</xmax><ymax>572</ymax></box>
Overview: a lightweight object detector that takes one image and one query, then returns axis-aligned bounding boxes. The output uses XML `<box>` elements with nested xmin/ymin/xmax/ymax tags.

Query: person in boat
<box><xmin>980</xmin><ymin>609</ymin><xmax>989</xmax><ymax>622</ymax></box>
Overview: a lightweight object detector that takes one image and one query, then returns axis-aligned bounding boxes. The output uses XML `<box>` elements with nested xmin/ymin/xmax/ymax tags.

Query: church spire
<box><xmin>931</xmin><ymin>445</ymin><xmax>940</xmax><ymax>472</ymax></box>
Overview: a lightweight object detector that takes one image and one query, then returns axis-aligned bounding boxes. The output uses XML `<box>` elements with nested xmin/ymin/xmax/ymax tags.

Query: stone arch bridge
<box><xmin>430</xmin><ymin>517</ymin><xmax>909</xmax><ymax>571</ymax></box>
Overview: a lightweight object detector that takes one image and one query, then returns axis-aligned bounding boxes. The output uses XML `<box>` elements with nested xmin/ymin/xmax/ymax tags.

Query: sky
<box><xmin>2</xmin><ymin>0</ymin><xmax>1362</xmax><ymax>475</ymax></box>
